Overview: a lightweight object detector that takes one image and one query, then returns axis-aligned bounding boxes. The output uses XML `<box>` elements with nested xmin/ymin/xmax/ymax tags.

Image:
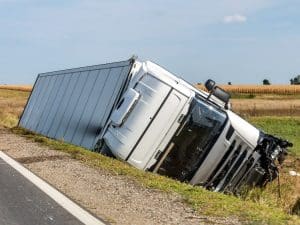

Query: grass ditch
<box><xmin>11</xmin><ymin>127</ymin><xmax>300</xmax><ymax>225</ymax></box>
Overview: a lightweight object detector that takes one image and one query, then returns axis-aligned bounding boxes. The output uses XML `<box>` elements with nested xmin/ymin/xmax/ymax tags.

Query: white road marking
<box><xmin>0</xmin><ymin>151</ymin><xmax>106</xmax><ymax>225</ymax></box>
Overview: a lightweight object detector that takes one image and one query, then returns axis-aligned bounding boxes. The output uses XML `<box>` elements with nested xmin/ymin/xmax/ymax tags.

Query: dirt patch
<box><xmin>231</xmin><ymin>99</ymin><xmax>300</xmax><ymax>116</ymax></box>
<box><xmin>16</xmin><ymin>155</ymin><xmax>70</xmax><ymax>164</ymax></box>
<box><xmin>0</xmin><ymin>128</ymin><xmax>240</xmax><ymax>225</ymax></box>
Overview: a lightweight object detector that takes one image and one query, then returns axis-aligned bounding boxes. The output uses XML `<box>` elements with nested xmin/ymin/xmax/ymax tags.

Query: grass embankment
<box><xmin>247</xmin><ymin>117</ymin><xmax>300</xmax><ymax>218</ymax></box>
<box><xmin>11</xmin><ymin>128</ymin><xmax>300</xmax><ymax>224</ymax></box>
<box><xmin>1</xmin><ymin>88</ymin><xmax>300</xmax><ymax>224</ymax></box>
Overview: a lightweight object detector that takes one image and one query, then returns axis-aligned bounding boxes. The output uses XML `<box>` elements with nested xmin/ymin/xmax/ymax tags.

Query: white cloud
<box><xmin>223</xmin><ymin>14</ymin><xmax>247</xmax><ymax>24</ymax></box>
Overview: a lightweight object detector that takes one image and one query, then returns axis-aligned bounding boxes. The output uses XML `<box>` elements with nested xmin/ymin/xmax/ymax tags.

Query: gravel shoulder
<box><xmin>0</xmin><ymin>128</ymin><xmax>241</xmax><ymax>225</ymax></box>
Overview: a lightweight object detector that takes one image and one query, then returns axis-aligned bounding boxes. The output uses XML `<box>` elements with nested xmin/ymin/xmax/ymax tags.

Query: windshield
<box><xmin>158</xmin><ymin>97</ymin><xmax>227</xmax><ymax>181</ymax></box>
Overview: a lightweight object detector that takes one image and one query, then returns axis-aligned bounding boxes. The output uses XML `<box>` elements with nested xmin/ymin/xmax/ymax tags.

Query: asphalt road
<box><xmin>0</xmin><ymin>156</ymin><xmax>100</xmax><ymax>225</ymax></box>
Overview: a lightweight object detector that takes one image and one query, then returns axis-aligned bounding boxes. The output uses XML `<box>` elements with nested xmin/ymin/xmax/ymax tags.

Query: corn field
<box><xmin>197</xmin><ymin>84</ymin><xmax>300</xmax><ymax>95</ymax></box>
<box><xmin>0</xmin><ymin>85</ymin><xmax>32</xmax><ymax>92</ymax></box>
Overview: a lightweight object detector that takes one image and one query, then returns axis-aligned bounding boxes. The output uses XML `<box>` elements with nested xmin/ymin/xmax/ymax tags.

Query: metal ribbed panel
<box><xmin>19</xmin><ymin>59</ymin><xmax>133</xmax><ymax>150</ymax></box>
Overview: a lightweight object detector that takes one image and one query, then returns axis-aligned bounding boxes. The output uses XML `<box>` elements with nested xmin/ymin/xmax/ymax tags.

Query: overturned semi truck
<box><xmin>19</xmin><ymin>57</ymin><xmax>292</xmax><ymax>193</ymax></box>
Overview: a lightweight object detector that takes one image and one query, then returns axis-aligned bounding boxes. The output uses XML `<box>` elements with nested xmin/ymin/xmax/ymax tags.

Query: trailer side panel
<box><xmin>19</xmin><ymin>59</ymin><xmax>133</xmax><ymax>149</ymax></box>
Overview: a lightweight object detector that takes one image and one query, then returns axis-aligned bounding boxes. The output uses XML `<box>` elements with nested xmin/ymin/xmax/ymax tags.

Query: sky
<box><xmin>0</xmin><ymin>0</ymin><xmax>299</xmax><ymax>85</ymax></box>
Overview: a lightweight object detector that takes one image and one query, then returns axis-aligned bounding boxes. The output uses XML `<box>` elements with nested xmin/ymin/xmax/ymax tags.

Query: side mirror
<box><xmin>213</xmin><ymin>87</ymin><xmax>231</xmax><ymax>105</ymax></box>
<box><xmin>205</xmin><ymin>79</ymin><xmax>216</xmax><ymax>91</ymax></box>
<box><xmin>204</xmin><ymin>79</ymin><xmax>231</xmax><ymax>109</ymax></box>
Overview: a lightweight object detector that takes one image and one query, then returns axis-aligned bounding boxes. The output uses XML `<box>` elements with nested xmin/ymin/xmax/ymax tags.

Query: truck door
<box><xmin>103</xmin><ymin>73</ymin><xmax>188</xmax><ymax>169</ymax></box>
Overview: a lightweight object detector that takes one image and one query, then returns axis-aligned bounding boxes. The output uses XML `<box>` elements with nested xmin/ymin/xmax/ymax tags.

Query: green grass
<box><xmin>249</xmin><ymin>117</ymin><xmax>300</xmax><ymax>156</ymax></box>
<box><xmin>11</xmin><ymin>127</ymin><xmax>300</xmax><ymax>225</ymax></box>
